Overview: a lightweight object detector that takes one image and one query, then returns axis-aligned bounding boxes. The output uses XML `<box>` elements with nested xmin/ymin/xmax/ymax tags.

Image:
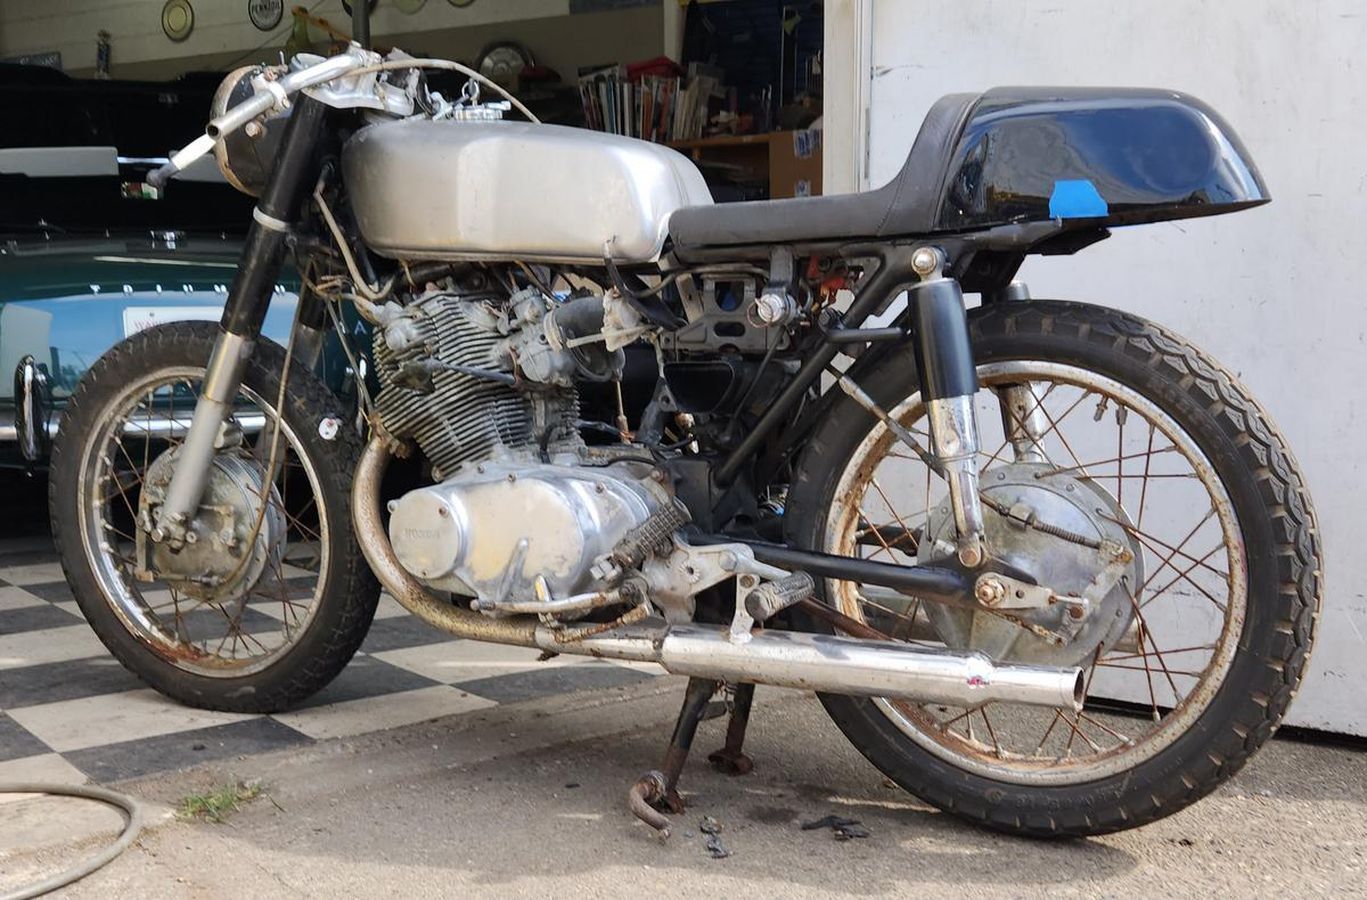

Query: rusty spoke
<box><xmin>937</xmin><ymin>705</ymin><xmax>980</xmax><ymax>732</ymax></box>
<box><xmin>1139</xmin><ymin>543</ymin><xmax>1228</xmax><ymax>612</ymax></box>
<box><xmin>1076</xmin><ymin>711</ymin><xmax>1135</xmax><ymax>746</ymax></box>
<box><xmin>1094</xmin><ymin>662</ymin><xmax>1205</xmax><ymax>677</ymax></box>
<box><xmin>855</xmin><ymin>518</ymin><xmax>919</xmax><ymax>554</ymax></box>
<box><xmin>855</xmin><ymin>506</ymin><xmax>897</xmax><ymax>562</ymax></box>
<box><xmin>1103</xmin><ymin>507</ymin><xmax>1226</xmax><ymax>581</ymax></box>
<box><xmin>979</xmin><ymin>706</ymin><xmax>1003</xmax><ymax>757</ymax></box>
<box><xmin>1034</xmin><ymin>445</ymin><xmax>1180</xmax><ymax>481</ymax></box>
<box><xmin>867</xmin><ymin>477</ymin><xmax>924</xmax><ymax>555</ymax></box>
<box><xmin>1028</xmin><ymin>389</ymin><xmax>1093</xmax><ymax>477</ymax></box>
<box><xmin>1124</xmin><ymin>581</ymin><xmax>1182</xmax><ymax>704</ymax></box>
<box><xmin>1101</xmin><ymin>643</ymin><xmax>1215</xmax><ymax>663</ymax></box>
<box><xmin>1034</xmin><ymin>710</ymin><xmax>1064</xmax><ymax>757</ymax></box>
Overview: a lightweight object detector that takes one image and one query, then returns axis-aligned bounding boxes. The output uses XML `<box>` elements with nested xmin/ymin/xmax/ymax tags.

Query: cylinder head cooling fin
<box><xmin>372</xmin><ymin>292</ymin><xmax>531</xmax><ymax>478</ymax></box>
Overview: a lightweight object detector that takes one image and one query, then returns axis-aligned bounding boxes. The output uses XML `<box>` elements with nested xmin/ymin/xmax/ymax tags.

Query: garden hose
<box><xmin>0</xmin><ymin>782</ymin><xmax>145</xmax><ymax>900</ymax></box>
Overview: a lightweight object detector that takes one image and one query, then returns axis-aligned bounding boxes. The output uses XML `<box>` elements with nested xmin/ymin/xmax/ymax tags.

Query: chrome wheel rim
<box><xmin>823</xmin><ymin>361</ymin><xmax>1247</xmax><ymax>786</ymax></box>
<box><xmin>76</xmin><ymin>367</ymin><xmax>330</xmax><ymax>678</ymax></box>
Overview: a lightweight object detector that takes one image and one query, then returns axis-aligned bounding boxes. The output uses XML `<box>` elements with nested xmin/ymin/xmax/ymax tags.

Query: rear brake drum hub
<box><xmin>919</xmin><ymin>462</ymin><xmax>1143</xmax><ymax>666</ymax></box>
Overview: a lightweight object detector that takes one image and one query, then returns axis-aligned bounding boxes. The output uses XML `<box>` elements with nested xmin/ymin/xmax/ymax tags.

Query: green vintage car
<box><xmin>0</xmin><ymin>66</ymin><xmax>369</xmax><ymax>467</ymax></box>
<box><xmin>0</xmin><ymin>163</ymin><xmax>369</xmax><ymax>468</ymax></box>
<box><xmin>0</xmin><ymin>233</ymin><xmax>321</xmax><ymax>468</ymax></box>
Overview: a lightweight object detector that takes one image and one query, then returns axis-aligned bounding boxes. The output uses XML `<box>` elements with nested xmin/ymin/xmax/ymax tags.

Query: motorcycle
<box><xmin>50</xmin><ymin>46</ymin><xmax>1321</xmax><ymax>838</ymax></box>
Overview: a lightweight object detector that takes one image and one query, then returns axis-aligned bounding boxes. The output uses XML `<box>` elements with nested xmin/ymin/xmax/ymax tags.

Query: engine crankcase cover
<box><xmin>388</xmin><ymin>462</ymin><xmax>665</xmax><ymax>609</ymax></box>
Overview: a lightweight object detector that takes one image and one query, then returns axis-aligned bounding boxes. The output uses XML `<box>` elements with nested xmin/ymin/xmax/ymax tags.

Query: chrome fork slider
<box><xmin>151</xmin><ymin>331</ymin><xmax>254</xmax><ymax>546</ymax></box>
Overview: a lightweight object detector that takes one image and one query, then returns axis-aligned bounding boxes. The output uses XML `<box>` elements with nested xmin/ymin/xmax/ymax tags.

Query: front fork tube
<box><xmin>153</xmin><ymin>96</ymin><xmax>331</xmax><ymax>546</ymax></box>
<box><xmin>909</xmin><ymin>253</ymin><xmax>986</xmax><ymax>567</ymax></box>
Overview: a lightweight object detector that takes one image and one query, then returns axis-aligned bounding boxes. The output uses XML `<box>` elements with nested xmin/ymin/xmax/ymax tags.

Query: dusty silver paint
<box><xmin>387</xmin><ymin>460</ymin><xmax>665</xmax><ymax>608</ymax></box>
<box><xmin>343</xmin><ymin>120</ymin><xmax>713</xmax><ymax>264</ymax></box>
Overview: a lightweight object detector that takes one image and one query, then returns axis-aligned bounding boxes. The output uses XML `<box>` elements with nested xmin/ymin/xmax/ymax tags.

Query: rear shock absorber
<box><xmin>908</xmin><ymin>247</ymin><xmax>986</xmax><ymax>567</ymax></box>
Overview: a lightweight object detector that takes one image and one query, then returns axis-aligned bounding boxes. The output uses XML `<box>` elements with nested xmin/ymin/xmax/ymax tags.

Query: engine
<box><xmin>375</xmin><ymin>285</ymin><xmax>675</xmax><ymax>617</ymax></box>
<box><xmin>372</xmin><ymin>287</ymin><xmax>577</xmax><ymax>479</ymax></box>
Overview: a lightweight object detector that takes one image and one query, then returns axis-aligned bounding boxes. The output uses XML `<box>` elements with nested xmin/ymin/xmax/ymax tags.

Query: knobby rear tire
<box><xmin>786</xmin><ymin>299</ymin><xmax>1321</xmax><ymax>837</ymax></box>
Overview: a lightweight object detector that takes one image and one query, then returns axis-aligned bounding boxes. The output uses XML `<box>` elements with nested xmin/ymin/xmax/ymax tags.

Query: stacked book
<box><xmin>578</xmin><ymin>62</ymin><xmax>724</xmax><ymax>143</ymax></box>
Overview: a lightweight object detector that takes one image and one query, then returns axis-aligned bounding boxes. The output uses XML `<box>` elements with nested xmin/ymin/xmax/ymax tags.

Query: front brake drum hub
<box><xmin>137</xmin><ymin>448</ymin><xmax>286</xmax><ymax>603</ymax></box>
<box><xmin>919</xmin><ymin>462</ymin><xmax>1143</xmax><ymax>666</ymax></box>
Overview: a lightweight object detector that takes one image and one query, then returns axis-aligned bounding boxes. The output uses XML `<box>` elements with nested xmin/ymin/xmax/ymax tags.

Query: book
<box><xmin>576</xmin><ymin>63</ymin><xmax>728</xmax><ymax>145</ymax></box>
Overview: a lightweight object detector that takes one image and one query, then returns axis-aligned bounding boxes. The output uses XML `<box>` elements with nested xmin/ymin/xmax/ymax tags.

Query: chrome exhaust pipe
<box><xmin>358</xmin><ymin>436</ymin><xmax>1081</xmax><ymax>711</ymax></box>
<box><xmin>354</xmin><ymin>435</ymin><xmax>539</xmax><ymax>646</ymax></box>
<box><xmin>538</xmin><ymin>624</ymin><xmax>1083</xmax><ymax>711</ymax></box>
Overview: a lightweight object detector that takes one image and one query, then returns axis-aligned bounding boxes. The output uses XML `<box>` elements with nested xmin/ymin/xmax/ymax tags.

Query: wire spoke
<box><xmin>824</xmin><ymin>361</ymin><xmax>1245</xmax><ymax>775</ymax></box>
<box><xmin>1101</xmin><ymin>643</ymin><xmax>1214</xmax><ymax>663</ymax></box>
<box><xmin>1139</xmin><ymin>543</ymin><xmax>1228</xmax><ymax>612</ymax></box>
<box><xmin>1034</xmin><ymin>445</ymin><xmax>1181</xmax><ymax>481</ymax></box>
<box><xmin>1077</xmin><ymin>711</ymin><xmax>1134</xmax><ymax>747</ymax></box>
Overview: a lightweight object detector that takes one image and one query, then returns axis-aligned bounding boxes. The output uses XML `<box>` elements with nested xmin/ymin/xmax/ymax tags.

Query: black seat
<box><xmin>667</xmin><ymin>93</ymin><xmax>979</xmax><ymax>256</ymax></box>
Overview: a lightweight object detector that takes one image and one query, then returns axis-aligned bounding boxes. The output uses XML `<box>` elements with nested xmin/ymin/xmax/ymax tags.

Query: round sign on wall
<box><xmin>248</xmin><ymin>0</ymin><xmax>284</xmax><ymax>31</ymax></box>
<box><xmin>161</xmin><ymin>0</ymin><xmax>194</xmax><ymax>42</ymax></box>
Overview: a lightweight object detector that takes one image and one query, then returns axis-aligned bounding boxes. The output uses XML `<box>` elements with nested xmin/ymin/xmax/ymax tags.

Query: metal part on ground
<box><xmin>627</xmin><ymin>770</ymin><xmax>672</xmax><ymax>837</ymax></box>
<box><xmin>707</xmin><ymin>681</ymin><xmax>757</xmax><ymax>776</ymax></box>
<box><xmin>656</xmin><ymin>677</ymin><xmax>720</xmax><ymax>814</ymax></box>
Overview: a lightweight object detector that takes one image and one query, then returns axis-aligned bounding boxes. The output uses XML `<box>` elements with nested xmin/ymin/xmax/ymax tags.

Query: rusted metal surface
<box><xmin>798</xmin><ymin>597</ymin><xmax>889</xmax><ymax>641</ymax></box>
<box><xmin>550</xmin><ymin>604</ymin><xmax>649</xmax><ymax>644</ymax></box>
<box><xmin>707</xmin><ymin>681</ymin><xmax>756</xmax><ymax>776</ymax></box>
<box><xmin>626</xmin><ymin>771</ymin><xmax>672</xmax><ymax>837</ymax></box>
<box><xmin>352</xmin><ymin>435</ymin><xmax>540</xmax><ymax>647</ymax></box>
<box><xmin>651</xmin><ymin>676</ymin><xmax>720</xmax><ymax>817</ymax></box>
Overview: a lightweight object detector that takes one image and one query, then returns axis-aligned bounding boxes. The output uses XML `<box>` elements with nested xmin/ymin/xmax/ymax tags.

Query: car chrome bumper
<box><xmin>0</xmin><ymin>405</ymin><xmax>266</xmax><ymax>461</ymax></box>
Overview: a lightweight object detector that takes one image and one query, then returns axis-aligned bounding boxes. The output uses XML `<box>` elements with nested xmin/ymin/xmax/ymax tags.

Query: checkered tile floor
<box><xmin>0</xmin><ymin>535</ymin><xmax>663</xmax><ymax>788</ymax></box>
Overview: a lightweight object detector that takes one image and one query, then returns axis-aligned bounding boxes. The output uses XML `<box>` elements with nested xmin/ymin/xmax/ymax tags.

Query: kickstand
<box><xmin>628</xmin><ymin>676</ymin><xmax>719</xmax><ymax>836</ymax></box>
<box><xmin>707</xmin><ymin>681</ymin><xmax>755</xmax><ymax>776</ymax></box>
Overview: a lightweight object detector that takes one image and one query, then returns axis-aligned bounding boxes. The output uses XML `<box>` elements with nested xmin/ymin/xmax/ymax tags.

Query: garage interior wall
<box><xmin>0</xmin><ymin>0</ymin><xmax>667</xmax><ymax>82</ymax></box>
<box><xmin>841</xmin><ymin>0</ymin><xmax>1364</xmax><ymax>734</ymax></box>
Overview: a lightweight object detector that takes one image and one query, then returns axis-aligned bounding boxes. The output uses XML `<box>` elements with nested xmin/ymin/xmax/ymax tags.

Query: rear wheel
<box><xmin>50</xmin><ymin>322</ymin><xmax>379</xmax><ymax>713</ymax></box>
<box><xmin>786</xmin><ymin>300</ymin><xmax>1320</xmax><ymax>836</ymax></box>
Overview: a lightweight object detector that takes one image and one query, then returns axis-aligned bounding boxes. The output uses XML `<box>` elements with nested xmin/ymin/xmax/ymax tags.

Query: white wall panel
<box><xmin>862</xmin><ymin>0</ymin><xmax>1365</xmax><ymax>733</ymax></box>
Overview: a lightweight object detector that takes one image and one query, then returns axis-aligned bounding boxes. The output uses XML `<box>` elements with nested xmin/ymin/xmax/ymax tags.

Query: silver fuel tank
<box><xmin>342</xmin><ymin>119</ymin><xmax>713</xmax><ymax>264</ymax></box>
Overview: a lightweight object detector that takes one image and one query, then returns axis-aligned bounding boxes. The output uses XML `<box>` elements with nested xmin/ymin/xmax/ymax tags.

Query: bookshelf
<box><xmin>668</xmin><ymin>131</ymin><xmax>822</xmax><ymax>200</ymax></box>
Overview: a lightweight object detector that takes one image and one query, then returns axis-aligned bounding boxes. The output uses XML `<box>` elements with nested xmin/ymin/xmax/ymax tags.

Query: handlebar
<box><xmin>148</xmin><ymin>52</ymin><xmax>364</xmax><ymax>189</ymax></box>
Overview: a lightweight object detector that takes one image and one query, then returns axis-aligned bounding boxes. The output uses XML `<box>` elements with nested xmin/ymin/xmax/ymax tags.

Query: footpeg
<box><xmin>744</xmin><ymin>572</ymin><xmax>815</xmax><ymax>622</ymax></box>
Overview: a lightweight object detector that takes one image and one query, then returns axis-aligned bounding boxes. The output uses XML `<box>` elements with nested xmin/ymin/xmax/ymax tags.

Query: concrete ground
<box><xmin>2</xmin><ymin>679</ymin><xmax>1364</xmax><ymax>899</ymax></box>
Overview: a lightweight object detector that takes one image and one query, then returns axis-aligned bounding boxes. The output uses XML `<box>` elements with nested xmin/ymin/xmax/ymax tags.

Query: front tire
<box><xmin>786</xmin><ymin>299</ymin><xmax>1321</xmax><ymax>836</ymax></box>
<box><xmin>50</xmin><ymin>322</ymin><xmax>379</xmax><ymax>714</ymax></box>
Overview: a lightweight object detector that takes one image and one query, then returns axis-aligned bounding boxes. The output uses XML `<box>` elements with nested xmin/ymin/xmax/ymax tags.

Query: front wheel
<box><xmin>786</xmin><ymin>299</ymin><xmax>1321</xmax><ymax>836</ymax></box>
<box><xmin>50</xmin><ymin>322</ymin><xmax>379</xmax><ymax>714</ymax></box>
